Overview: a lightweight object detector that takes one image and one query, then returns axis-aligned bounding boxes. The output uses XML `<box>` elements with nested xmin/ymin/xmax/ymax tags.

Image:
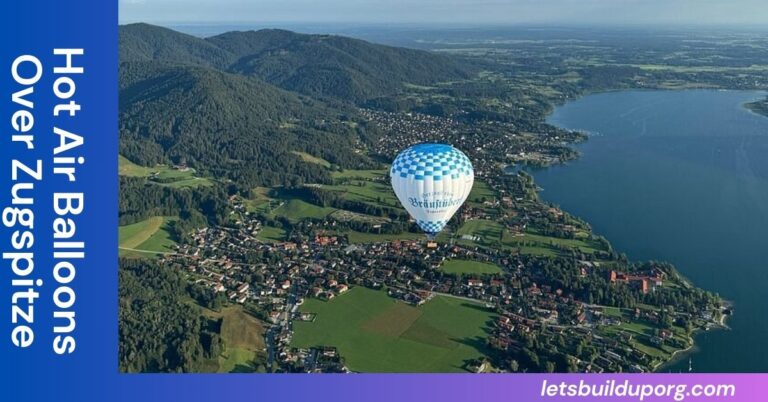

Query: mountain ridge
<box><xmin>120</xmin><ymin>23</ymin><xmax>472</xmax><ymax>101</ymax></box>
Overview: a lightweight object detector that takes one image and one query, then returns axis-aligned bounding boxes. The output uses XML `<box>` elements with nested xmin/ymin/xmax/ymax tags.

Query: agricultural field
<box><xmin>243</xmin><ymin>168</ymin><xmax>400</xmax><ymax>224</ymax></box>
<box><xmin>291</xmin><ymin>287</ymin><xmax>496</xmax><ymax>372</ymax></box>
<box><xmin>201</xmin><ymin>306</ymin><xmax>268</xmax><ymax>373</ymax></box>
<box><xmin>241</xmin><ymin>187</ymin><xmax>277</xmax><ymax>214</ymax></box>
<box><xmin>501</xmin><ymin>230</ymin><xmax>604</xmax><ymax>256</ymax></box>
<box><xmin>328</xmin><ymin>210</ymin><xmax>389</xmax><ymax>225</ymax></box>
<box><xmin>320</xmin><ymin>179</ymin><xmax>400</xmax><ymax>209</ymax></box>
<box><xmin>255</xmin><ymin>225</ymin><xmax>287</xmax><ymax>243</ymax></box>
<box><xmin>456</xmin><ymin>219</ymin><xmax>504</xmax><ymax>245</ymax></box>
<box><xmin>440</xmin><ymin>259</ymin><xmax>502</xmax><ymax>275</ymax></box>
<box><xmin>118</xmin><ymin>216</ymin><xmax>177</xmax><ymax>257</ymax></box>
<box><xmin>118</xmin><ymin>155</ymin><xmax>212</xmax><ymax>188</ymax></box>
<box><xmin>292</xmin><ymin>151</ymin><xmax>331</xmax><ymax>168</ymax></box>
<box><xmin>467</xmin><ymin>180</ymin><xmax>496</xmax><ymax>204</ymax></box>
<box><xmin>466</xmin><ymin>180</ymin><xmax>498</xmax><ymax>213</ymax></box>
<box><xmin>345</xmin><ymin>230</ymin><xmax>451</xmax><ymax>244</ymax></box>
<box><xmin>118</xmin><ymin>155</ymin><xmax>155</xmax><ymax>176</ymax></box>
<box><xmin>330</xmin><ymin>169</ymin><xmax>388</xmax><ymax>180</ymax></box>
<box><xmin>271</xmin><ymin>199</ymin><xmax>337</xmax><ymax>222</ymax></box>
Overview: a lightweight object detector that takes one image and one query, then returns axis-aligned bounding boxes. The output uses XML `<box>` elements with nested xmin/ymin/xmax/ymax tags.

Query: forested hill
<box><xmin>119</xmin><ymin>23</ymin><xmax>471</xmax><ymax>101</ymax></box>
<box><xmin>118</xmin><ymin>23</ymin><xmax>476</xmax><ymax>188</ymax></box>
<box><xmin>208</xmin><ymin>29</ymin><xmax>471</xmax><ymax>101</ymax></box>
<box><xmin>119</xmin><ymin>62</ymin><xmax>374</xmax><ymax>187</ymax></box>
<box><xmin>119</xmin><ymin>23</ymin><xmax>233</xmax><ymax>69</ymax></box>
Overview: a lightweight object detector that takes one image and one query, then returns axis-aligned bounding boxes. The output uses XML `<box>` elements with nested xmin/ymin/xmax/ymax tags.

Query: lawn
<box><xmin>331</xmin><ymin>169</ymin><xmax>387</xmax><ymax>180</ymax></box>
<box><xmin>119</xmin><ymin>216</ymin><xmax>164</xmax><ymax>249</ymax></box>
<box><xmin>346</xmin><ymin>230</ymin><xmax>450</xmax><ymax>244</ymax></box>
<box><xmin>501</xmin><ymin>230</ymin><xmax>603</xmax><ymax>256</ymax></box>
<box><xmin>467</xmin><ymin>180</ymin><xmax>496</xmax><ymax>203</ymax></box>
<box><xmin>456</xmin><ymin>219</ymin><xmax>504</xmax><ymax>245</ymax></box>
<box><xmin>466</xmin><ymin>180</ymin><xmax>498</xmax><ymax>213</ymax></box>
<box><xmin>256</xmin><ymin>226</ymin><xmax>287</xmax><ymax>243</ymax></box>
<box><xmin>118</xmin><ymin>216</ymin><xmax>177</xmax><ymax>257</ymax></box>
<box><xmin>328</xmin><ymin>210</ymin><xmax>389</xmax><ymax>224</ymax></box>
<box><xmin>272</xmin><ymin>199</ymin><xmax>336</xmax><ymax>222</ymax></box>
<box><xmin>291</xmin><ymin>287</ymin><xmax>496</xmax><ymax>372</ymax></box>
<box><xmin>320</xmin><ymin>180</ymin><xmax>400</xmax><ymax>208</ymax></box>
<box><xmin>118</xmin><ymin>155</ymin><xmax>155</xmax><ymax>176</ymax></box>
<box><xmin>219</xmin><ymin>347</ymin><xmax>260</xmax><ymax>373</ymax></box>
<box><xmin>347</xmin><ymin>230</ymin><xmax>425</xmax><ymax>243</ymax></box>
<box><xmin>118</xmin><ymin>155</ymin><xmax>212</xmax><ymax>188</ymax></box>
<box><xmin>292</xmin><ymin>151</ymin><xmax>331</xmax><ymax>168</ymax></box>
<box><xmin>201</xmin><ymin>306</ymin><xmax>267</xmax><ymax>373</ymax></box>
<box><xmin>153</xmin><ymin>171</ymin><xmax>212</xmax><ymax>189</ymax></box>
<box><xmin>440</xmin><ymin>259</ymin><xmax>502</xmax><ymax>275</ymax></box>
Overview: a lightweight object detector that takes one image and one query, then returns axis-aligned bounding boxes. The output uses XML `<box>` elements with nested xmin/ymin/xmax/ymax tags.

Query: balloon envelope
<box><xmin>390</xmin><ymin>143</ymin><xmax>474</xmax><ymax>239</ymax></box>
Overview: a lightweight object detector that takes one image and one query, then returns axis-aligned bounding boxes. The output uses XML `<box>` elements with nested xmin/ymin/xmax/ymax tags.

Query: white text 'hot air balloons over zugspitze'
<box><xmin>390</xmin><ymin>143</ymin><xmax>474</xmax><ymax>240</ymax></box>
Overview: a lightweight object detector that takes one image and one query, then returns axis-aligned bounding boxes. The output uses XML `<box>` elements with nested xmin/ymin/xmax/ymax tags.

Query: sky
<box><xmin>119</xmin><ymin>0</ymin><xmax>768</xmax><ymax>26</ymax></box>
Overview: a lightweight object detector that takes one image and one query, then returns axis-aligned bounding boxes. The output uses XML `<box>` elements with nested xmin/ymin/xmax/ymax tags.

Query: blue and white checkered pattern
<box><xmin>417</xmin><ymin>219</ymin><xmax>447</xmax><ymax>234</ymax></box>
<box><xmin>391</xmin><ymin>143</ymin><xmax>472</xmax><ymax>181</ymax></box>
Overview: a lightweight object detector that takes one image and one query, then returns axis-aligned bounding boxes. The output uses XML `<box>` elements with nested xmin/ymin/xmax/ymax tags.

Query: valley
<box><xmin>117</xmin><ymin>23</ymin><xmax>766</xmax><ymax>373</ymax></box>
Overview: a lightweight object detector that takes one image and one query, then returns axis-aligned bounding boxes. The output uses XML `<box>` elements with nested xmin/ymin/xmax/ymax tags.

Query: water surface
<box><xmin>536</xmin><ymin>89</ymin><xmax>768</xmax><ymax>372</ymax></box>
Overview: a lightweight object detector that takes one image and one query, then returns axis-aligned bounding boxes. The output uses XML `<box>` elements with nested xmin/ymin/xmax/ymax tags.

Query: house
<box><xmin>268</xmin><ymin>311</ymin><xmax>280</xmax><ymax>323</ymax></box>
<box><xmin>467</xmin><ymin>279</ymin><xmax>484</xmax><ymax>287</ymax></box>
<box><xmin>236</xmin><ymin>283</ymin><xmax>250</xmax><ymax>294</ymax></box>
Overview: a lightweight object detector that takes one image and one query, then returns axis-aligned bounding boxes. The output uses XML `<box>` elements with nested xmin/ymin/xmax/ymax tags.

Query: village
<box><xmin>136</xmin><ymin>105</ymin><xmax>726</xmax><ymax>374</ymax></box>
<box><xmin>159</xmin><ymin>191</ymin><xmax>722</xmax><ymax>373</ymax></box>
<box><xmin>361</xmin><ymin>108</ymin><xmax>584</xmax><ymax>175</ymax></box>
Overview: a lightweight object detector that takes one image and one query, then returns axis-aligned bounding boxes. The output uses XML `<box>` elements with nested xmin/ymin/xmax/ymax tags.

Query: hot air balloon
<box><xmin>390</xmin><ymin>143</ymin><xmax>474</xmax><ymax>240</ymax></box>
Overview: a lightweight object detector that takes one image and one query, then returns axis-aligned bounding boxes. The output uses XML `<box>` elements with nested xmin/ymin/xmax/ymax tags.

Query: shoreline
<box><xmin>535</xmin><ymin>89</ymin><xmax>755</xmax><ymax>373</ymax></box>
<box><xmin>653</xmin><ymin>307</ymin><xmax>732</xmax><ymax>373</ymax></box>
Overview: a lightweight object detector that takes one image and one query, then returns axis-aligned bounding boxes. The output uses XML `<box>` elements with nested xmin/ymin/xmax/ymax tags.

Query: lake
<box><xmin>534</xmin><ymin>89</ymin><xmax>768</xmax><ymax>372</ymax></box>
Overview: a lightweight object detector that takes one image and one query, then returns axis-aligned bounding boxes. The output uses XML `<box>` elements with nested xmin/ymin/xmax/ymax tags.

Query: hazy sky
<box><xmin>119</xmin><ymin>0</ymin><xmax>768</xmax><ymax>26</ymax></box>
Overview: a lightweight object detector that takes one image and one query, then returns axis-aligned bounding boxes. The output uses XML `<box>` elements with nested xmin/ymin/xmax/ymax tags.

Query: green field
<box><xmin>118</xmin><ymin>216</ymin><xmax>177</xmax><ymax>257</ymax></box>
<box><xmin>292</xmin><ymin>287</ymin><xmax>496</xmax><ymax>372</ymax></box>
<box><xmin>468</xmin><ymin>181</ymin><xmax>496</xmax><ymax>203</ymax></box>
<box><xmin>330</xmin><ymin>169</ymin><xmax>388</xmax><ymax>180</ymax></box>
<box><xmin>457</xmin><ymin>219</ymin><xmax>504</xmax><ymax>245</ymax></box>
<box><xmin>320</xmin><ymin>180</ymin><xmax>400</xmax><ymax>208</ymax></box>
<box><xmin>272</xmin><ymin>199</ymin><xmax>337</xmax><ymax>222</ymax></box>
<box><xmin>466</xmin><ymin>181</ymin><xmax>498</xmax><ymax>213</ymax></box>
<box><xmin>256</xmin><ymin>225</ymin><xmax>287</xmax><ymax>243</ymax></box>
<box><xmin>118</xmin><ymin>155</ymin><xmax>212</xmax><ymax>188</ymax></box>
<box><xmin>595</xmin><ymin>307</ymin><xmax>691</xmax><ymax>364</ymax></box>
<box><xmin>241</xmin><ymin>187</ymin><xmax>273</xmax><ymax>213</ymax></box>
<box><xmin>501</xmin><ymin>230</ymin><xmax>603</xmax><ymax>256</ymax></box>
<box><xmin>201</xmin><ymin>306</ymin><xmax>267</xmax><ymax>373</ymax></box>
<box><xmin>440</xmin><ymin>259</ymin><xmax>502</xmax><ymax>275</ymax></box>
<box><xmin>118</xmin><ymin>155</ymin><xmax>155</xmax><ymax>176</ymax></box>
<box><xmin>347</xmin><ymin>230</ymin><xmax>425</xmax><ymax>243</ymax></box>
<box><xmin>346</xmin><ymin>230</ymin><xmax>451</xmax><ymax>244</ymax></box>
<box><xmin>292</xmin><ymin>151</ymin><xmax>331</xmax><ymax>168</ymax></box>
